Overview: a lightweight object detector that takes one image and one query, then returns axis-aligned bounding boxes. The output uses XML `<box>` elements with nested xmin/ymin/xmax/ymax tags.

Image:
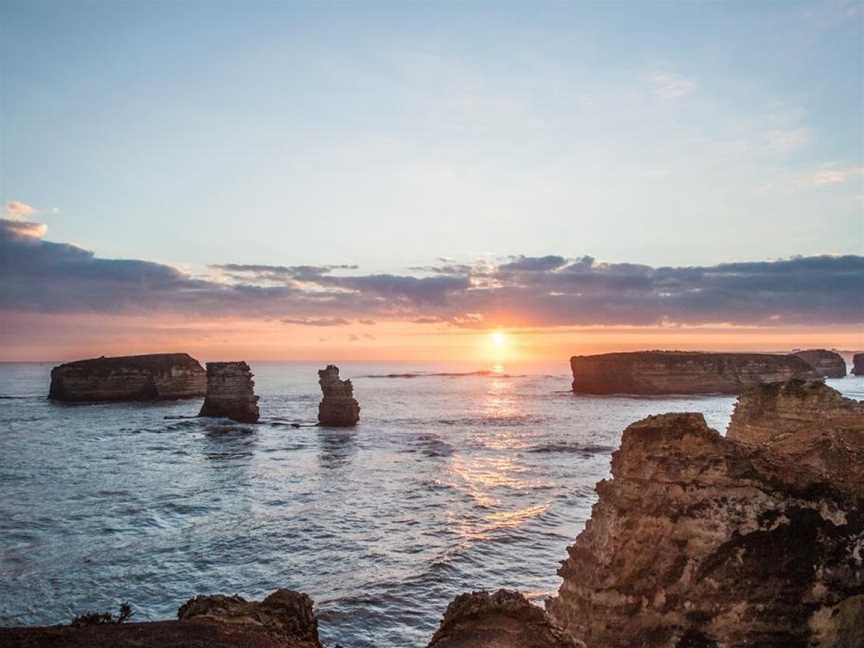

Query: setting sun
<box><xmin>490</xmin><ymin>331</ymin><xmax>507</xmax><ymax>348</ymax></box>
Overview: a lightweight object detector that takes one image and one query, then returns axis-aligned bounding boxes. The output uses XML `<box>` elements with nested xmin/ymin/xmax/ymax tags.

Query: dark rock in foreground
<box><xmin>570</xmin><ymin>350</ymin><xmax>819</xmax><ymax>394</ymax></box>
<box><xmin>547</xmin><ymin>380</ymin><xmax>864</xmax><ymax>647</ymax></box>
<box><xmin>0</xmin><ymin>589</ymin><xmax>320</xmax><ymax>648</ymax></box>
<box><xmin>318</xmin><ymin>364</ymin><xmax>360</xmax><ymax>426</ymax></box>
<box><xmin>853</xmin><ymin>352</ymin><xmax>864</xmax><ymax>376</ymax></box>
<box><xmin>199</xmin><ymin>361</ymin><xmax>260</xmax><ymax>423</ymax></box>
<box><xmin>793</xmin><ymin>348</ymin><xmax>847</xmax><ymax>378</ymax></box>
<box><xmin>49</xmin><ymin>353</ymin><xmax>206</xmax><ymax>402</ymax></box>
<box><xmin>427</xmin><ymin>589</ymin><xmax>583</xmax><ymax>648</ymax></box>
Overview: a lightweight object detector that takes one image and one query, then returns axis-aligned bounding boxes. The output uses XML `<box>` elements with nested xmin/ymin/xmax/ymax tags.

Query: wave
<box><xmin>528</xmin><ymin>442</ymin><xmax>615</xmax><ymax>454</ymax></box>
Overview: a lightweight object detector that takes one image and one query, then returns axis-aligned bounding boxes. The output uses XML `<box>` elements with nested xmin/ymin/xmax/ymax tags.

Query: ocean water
<box><xmin>1</xmin><ymin>362</ymin><xmax>861</xmax><ymax>646</ymax></box>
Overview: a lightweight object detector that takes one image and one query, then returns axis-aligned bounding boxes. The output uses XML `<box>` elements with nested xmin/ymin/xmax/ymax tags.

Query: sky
<box><xmin>1</xmin><ymin>0</ymin><xmax>862</xmax><ymax>365</ymax></box>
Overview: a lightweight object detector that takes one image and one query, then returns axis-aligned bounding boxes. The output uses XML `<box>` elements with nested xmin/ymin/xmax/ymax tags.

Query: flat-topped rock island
<box><xmin>49</xmin><ymin>353</ymin><xmax>206</xmax><ymax>402</ymax></box>
<box><xmin>570</xmin><ymin>350</ymin><xmax>819</xmax><ymax>395</ymax></box>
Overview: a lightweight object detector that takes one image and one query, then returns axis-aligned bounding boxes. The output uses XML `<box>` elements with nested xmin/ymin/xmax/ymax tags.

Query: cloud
<box><xmin>806</xmin><ymin>165</ymin><xmax>864</xmax><ymax>186</ymax></box>
<box><xmin>1</xmin><ymin>218</ymin><xmax>861</xmax><ymax>329</ymax></box>
<box><xmin>282</xmin><ymin>317</ymin><xmax>350</xmax><ymax>326</ymax></box>
<box><xmin>650</xmin><ymin>72</ymin><xmax>696</xmax><ymax>99</ymax></box>
<box><xmin>764</xmin><ymin>128</ymin><xmax>810</xmax><ymax>153</ymax></box>
<box><xmin>5</xmin><ymin>201</ymin><xmax>35</xmax><ymax>220</ymax></box>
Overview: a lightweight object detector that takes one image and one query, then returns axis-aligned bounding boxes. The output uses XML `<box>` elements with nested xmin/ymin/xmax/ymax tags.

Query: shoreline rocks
<box><xmin>0</xmin><ymin>589</ymin><xmax>321</xmax><ymax>648</ymax></box>
<box><xmin>546</xmin><ymin>380</ymin><xmax>864</xmax><ymax>647</ymax></box>
<box><xmin>793</xmin><ymin>348</ymin><xmax>847</xmax><ymax>378</ymax></box>
<box><xmin>199</xmin><ymin>362</ymin><xmax>260</xmax><ymax>423</ymax></box>
<box><xmin>570</xmin><ymin>350</ymin><xmax>819</xmax><ymax>395</ymax></box>
<box><xmin>853</xmin><ymin>352</ymin><xmax>864</xmax><ymax>376</ymax></box>
<box><xmin>317</xmin><ymin>365</ymin><xmax>360</xmax><ymax>427</ymax></box>
<box><xmin>48</xmin><ymin>353</ymin><xmax>206</xmax><ymax>402</ymax></box>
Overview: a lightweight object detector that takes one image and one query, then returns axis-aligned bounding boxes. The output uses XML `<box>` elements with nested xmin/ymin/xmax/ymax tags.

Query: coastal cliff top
<box><xmin>52</xmin><ymin>353</ymin><xmax>204</xmax><ymax>374</ymax></box>
<box><xmin>570</xmin><ymin>350</ymin><xmax>804</xmax><ymax>362</ymax></box>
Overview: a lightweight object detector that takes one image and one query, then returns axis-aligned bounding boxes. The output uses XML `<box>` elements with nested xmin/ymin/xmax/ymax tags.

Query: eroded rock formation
<box><xmin>570</xmin><ymin>350</ymin><xmax>819</xmax><ymax>395</ymax></box>
<box><xmin>427</xmin><ymin>589</ymin><xmax>583</xmax><ymax>648</ymax></box>
<box><xmin>793</xmin><ymin>349</ymin><xmax>847</xmax><ymax>378</ymax></box>
<box><xmin>318</xmin><ymin>364</ymin><xmax>360</xmax><ymax>426</ymax></box>
<box><xmin>0</xmin><ymin>589</ymin><xmax>321</xmax><ymax>648</ymax></box>
<box><xmin>199</xmin><ymin>361</ymin><xmax>260</xmax><ymax>423</ymax></box>
<box><xmin>853</xmin><ymin>352</ymin><xmax>864</xmax><ymax>376</ymax></box>
<box><xmin>547</xmin><ymin>381</ymin><xmax>864</xmax><ymax>648</ymax></box>
<box><xmin>49</xmin><ymin>353</ymin><xmax>206</xmax><ymax>402</ymax></box>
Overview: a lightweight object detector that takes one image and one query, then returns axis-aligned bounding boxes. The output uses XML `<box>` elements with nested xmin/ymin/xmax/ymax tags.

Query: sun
<box><xmin>490</xmin><ymin>330</ymin><xmax>507</xmax><ymax>348</ymax></box>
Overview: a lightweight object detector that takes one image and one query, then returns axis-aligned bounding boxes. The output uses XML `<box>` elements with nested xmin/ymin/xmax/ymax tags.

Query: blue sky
<box><xmin>2</xmin><ymin>0</ymin><xmax>861</xmax><ymax>273</ymax></box>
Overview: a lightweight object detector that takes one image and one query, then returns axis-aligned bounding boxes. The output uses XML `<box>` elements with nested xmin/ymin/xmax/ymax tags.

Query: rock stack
<box><xmin>570</xmin><ymin>350</ymin><xmax>820</xmax><ymax>395</ymax></box>
<box><xmin>546</xmin><ymin>379</ymin><xmax>864</xmax><ymax>647</ymax></box>
<box><xmin>793</xmin><ymin>348</ymin><xmax>847</xmax><ymax>378</ymax></box>
<box><xmin>198</xmin><ymin>362</ymin><xmax>260</xmax><ymax>423</ymax></box>
<box><xmin>317</xmin><ymin>365</ymin><xmax>360</xmax><ymax>427</ymax></box>
<box><xmin>853</xmin><ymin>352</ymin><xmax>864</xmax><ymax>376</ymax></box>
<box><xmin>49</xmin><ymin>353</ymin><xmax>206</xmax><ymax>402</ymax></box>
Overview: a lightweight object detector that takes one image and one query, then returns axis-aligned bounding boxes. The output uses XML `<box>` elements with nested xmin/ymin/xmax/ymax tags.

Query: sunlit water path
<box><xmin>1</xmin><ymin>363</ymin><xmax>861</xmax><ymax>646</ymax></box>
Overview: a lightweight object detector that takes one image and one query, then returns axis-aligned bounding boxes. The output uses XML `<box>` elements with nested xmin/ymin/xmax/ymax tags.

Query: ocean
<box><xmin>1</xmin><ymin>362</ymin><xmax>861</xmax><ymax>647</ymax></box>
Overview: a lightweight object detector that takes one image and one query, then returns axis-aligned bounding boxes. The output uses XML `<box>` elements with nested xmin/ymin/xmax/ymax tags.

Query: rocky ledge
<box><xmin>853</xmin><ymin>352</ymin><xmax>864</xmax><ymax>376</ymax></box>
<box><xmin>0</xmin><ymin>589</ymin><xmax>320</xmax><ymax>648</ymax></box>
<box><xmin>318</xmin><ymin>364</ymin><xmax>360</xmax><ymax>427</ymax></box>
<box><xmin>49</xmin><ymin>353</ymin><xmax>206</xmax><ymax>402</ymax></box>
<box><xmin>547</xmin><ymin>379</ymin><xmax>864</xmax><ymax>647</ymax></box>
<box><xmin>199</xmin><ymin>361</ymin><xmax>260</xmax><ymax>423</ymax></box>
<box><xmin>570</xmin><ymin>350</ymin><xmax>819</xmax><ymax>395</ymax></box>
<box><xmin>793</xmin><ymin>349</ymin><xmax>847</xmax><ymax>378</ymax></box>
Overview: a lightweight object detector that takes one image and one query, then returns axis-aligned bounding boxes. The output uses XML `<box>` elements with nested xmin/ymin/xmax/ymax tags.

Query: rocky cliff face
<box><xmin>49</xmin><ymin>353</ymin><xmax>206</xmax><ymax>402</ymax></box>
<box><xmin>0</xmin><ymin>589</ymin><xmax>320</xmax><ymax>648</ymax></box>
<box><xmin>570</xmin><ymin>351</ymin><xmax>819</xmax><ymax>395</ymax></box>
<box><xmin>547</xmin><ymin>381</ymin><xmax>864</xmax><ymax>648</ymax></box>
<box><xmin>793</xmin><ymin>349</ymin><xmax>847</xmax><ymax>378</ymax></box>
<box><xmin>318</xmin><ymin>365</ymin><xmax>360</xmax><ymax>426</ymax></box>
<box><xmin>427</xmin><ymin>590</ymin><xmax>583</xmax><ymax>648</ymax></box>
<box><xmin>853</xmin><ymin>353</ymin><xmax>864</xmax><ymax>376</ymax></box>
<box><xmin>198</xmin><ymin>362</ymin><xmax>260</xmax><ymax>423</ymax></box>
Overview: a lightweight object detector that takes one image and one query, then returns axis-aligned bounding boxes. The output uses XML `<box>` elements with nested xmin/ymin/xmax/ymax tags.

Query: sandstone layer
<box><xmin>793</xmin><ymin>349</ymin><xmax>847</xmax><ymax>378</ymax></box>
<box><xmin>199</xmin><ymin>361</ymin><xmax>260</xmax><ymax>423</ymax></box>
<box><xmin>547</xmin><ymin>380</ymin><xmax>864</xmax><ymax>648</ymax></box>
<box><xmin>570</xmin><ymin>350</ymin><xmax>819</xmax><ymax>395</ymax></box>
<box><xmin>49</xmin><ymin>353</ymin><xmax>206</xmax><ymax>402</ymax></box>
<box><xmin>427</xmin><ymin>589</ymin><xmax>583</xmax><ymax>648</ymax></box>
<box><xmin>318</xmin><ymin>364</ymin><xmax>360</xmax><ymax>426</ymax></box>
<box><xmin>853</xmin><ymin>352</ymin><xmax>864</xmax><ymax>376</ymax></box>
<box><xmin>0</xmin><ymin>589</ymin><xmax>320</xmax><ymax>648</ymax></box>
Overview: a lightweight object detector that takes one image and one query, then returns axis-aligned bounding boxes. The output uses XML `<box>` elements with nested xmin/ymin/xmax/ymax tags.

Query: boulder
<box><xmin>853</xmin><ymin>353</ymin><xmax>864</xmax><ymax>376</ymax></box>
<box><xmin>317</xmin><ymin>365</ymin><xmax>360</xmax><ymax>426</ymax></box>
<box><xmin>570</xmin><ymin>350</ymin><xmax>819</xmax><ymax>395</ymax></box>
<box><xmin>427</xmin><ymin>589</ymin><xmax>583</xmax><ymax>648</ymax></box>
<box><xmin>49</xmin><ymin>353</ymin><xmax>206</xmax><ymax>402</ymax></box>
<box><xmin>793</xmin><ymin>349</ymin><xmax>847</xmax><ymax>378</ymax></box>
<box><xmin>546</xmin><ymin>382</ymin><xmax>864</xmax><ymax>648</ymax></box>
<box><xmin>199</xmin><ymin>362</ymin><xmax>260</xmax><ymax>423</ymax></box>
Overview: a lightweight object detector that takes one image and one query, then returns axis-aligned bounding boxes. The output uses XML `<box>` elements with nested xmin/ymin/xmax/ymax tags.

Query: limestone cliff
<box><xmin>318</xmin><ymin>364</ymin><xmax>360</xmax><ymax>426</ymax></box>
<box><xmin>427</xmin><ymin>590</ymin><xmax>583</xmax><ymax>648</ymax></box>
<box><xmin>793</xmin><ymin>349</ymin><xmax>847</xmax><ymax>378</ymax></box>
<box><xmin>853</xmin><ymin>352</ymin><xmax>864</xmax><ymax>376</ymax></box>
<box><xmin>49</xmin><ymin>353</ymin><xmax>206</xmax><ymax>402</ymax></box>
<box><xmin>199</xmin><ymin>362</ymin><xmax>260</xmax><ymax>423</ymax></box>
<box><xmin>0</xmin><ymin>589</ymin><xmax>320</xmax><ymax>648</ymax></box>
<box><xmin>570</xmin><ymin>350</ymin><xmax>819</xmax><ymax>395</ymax></box>
<box><xmin>547</xmin><ymin>381</ymin><xmax>864</xmax><ymax>648</ymax></box>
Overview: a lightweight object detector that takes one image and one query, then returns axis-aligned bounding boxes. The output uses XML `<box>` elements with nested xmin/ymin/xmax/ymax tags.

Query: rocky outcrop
<box><xmin>547</xmin><ymin>382</ymin><xmax>864</xmax><ymax>648</ymax></box>
<box><xmin>570</xmin><ymin>350</ymin><xmax>819</xmax><ymax>395</ymax></box>
<box><xmin>0</xmin><ymin>589</ymin><xmax>320</xmax><ymax>648</ymax></box>
<box><xmin>49</xmin><ymin>353</ymin><xmax>206</xmax><ymax>402</ymax></box>
<box><xmin>793</xmin><ymin>349</ymin><xmax>847</xmax><ymax>378</ymax></box>
<box><xmin>728</xmin><ymin>380</ymin><xmax>864</xmax><ymax>491</ymax></box>
<box><xmin>427</xmin><ymin>590</ymin><xmax>583</xmax><ymax>648</ymax></box>
<box><xmin>853</xmin><ymin>353</ymin><xmax>864</xmax><ymax>376</ymax></box>
<box><xmin>317</xmin><ymin>365</ymin><xmax>360</xmax><ymax>426</ymax></box>
<box><xmin>199</xmin><ymin>362</ymin><xmax>259</xmax><ymax>423</ymax></box>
